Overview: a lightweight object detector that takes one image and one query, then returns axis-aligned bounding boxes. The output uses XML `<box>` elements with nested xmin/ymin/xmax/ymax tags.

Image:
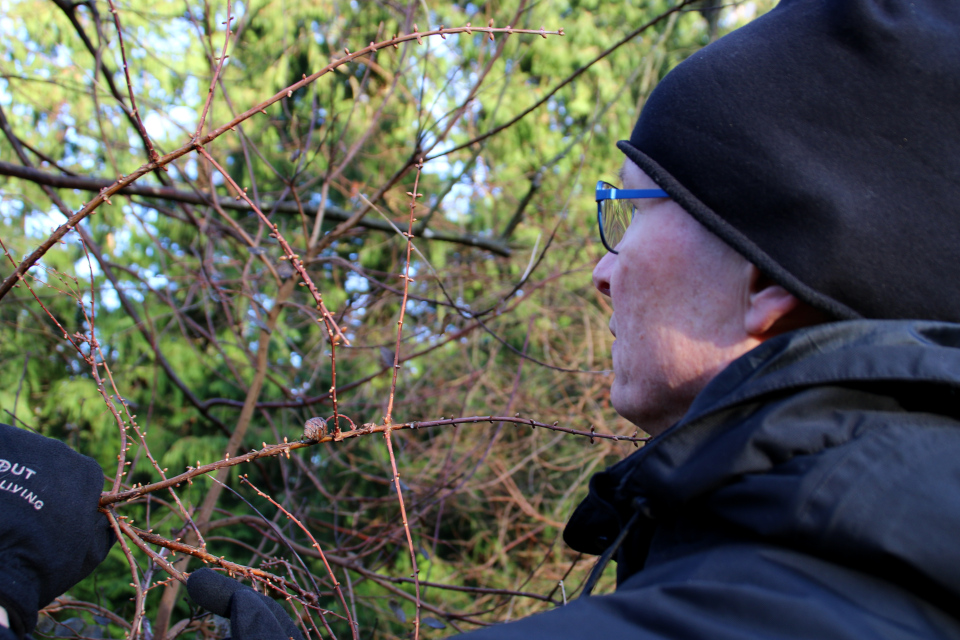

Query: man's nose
<box><xmin>593</xmin><ymin>252</ymin><xmax>614</xmax><ymax>296</ymax></box>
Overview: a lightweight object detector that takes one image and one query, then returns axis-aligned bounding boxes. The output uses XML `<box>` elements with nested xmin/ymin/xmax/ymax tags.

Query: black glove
<box><xmin>0</xmin><ymin>423</ymin><xmax>115</xmax><ymax>639</ymax></box>
<box><xmin>187</xmin><ymin>568</ymin><xmax>305</xmax><ymax>640</ymax></box>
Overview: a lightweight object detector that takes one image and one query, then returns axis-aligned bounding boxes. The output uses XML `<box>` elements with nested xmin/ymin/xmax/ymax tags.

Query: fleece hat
<box><xmin>619</xmin><ymin>0</ymin><xmax>960</xmax><ymax>321</ymax></box>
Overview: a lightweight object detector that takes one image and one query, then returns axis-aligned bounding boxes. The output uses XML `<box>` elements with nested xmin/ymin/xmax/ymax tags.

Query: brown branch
<box><xmin>112</xmin><ymin>512</ymin><xmax>188</xmax><ymax>585</ymax></box>
<box><xmin>105</xmin><ymin>510</ymin><xmax>147</xmax><ymax>640</ymax></box>
<box><xmin>0</xmin><ymin>161</ymin><xmax>511</xmax><ymax>256</ymax></box>
<box><xmin>383</xmin><ymin>162</ymin><xmax>424</xmax><ymax>639</ymax></box>
<box><xmin>194</xmin><ymin>146</ymin><xmax>346</xmax><ymax>346</ymax></box>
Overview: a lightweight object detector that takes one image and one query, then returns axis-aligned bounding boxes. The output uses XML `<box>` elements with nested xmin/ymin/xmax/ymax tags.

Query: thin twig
<box><xmin>105</xmin><ymin>510</ymin><xmax>147</xmax><ymax>640</ymax></box>
<box><xmin>105</xmin><ymin>0</ymin><xmax>162</xmax><ymax>165</ymax></box>
<box><xmin>193</xmin><ymin>9</ymin><xmax>233</xmax><ymax>141</ymax></box>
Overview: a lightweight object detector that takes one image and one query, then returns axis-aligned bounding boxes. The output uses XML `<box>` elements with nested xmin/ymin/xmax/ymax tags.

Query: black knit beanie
<box><xmin>619</xmin><ymin>0</ymin><xmax>960</xmax><ymax>321</ymax></box>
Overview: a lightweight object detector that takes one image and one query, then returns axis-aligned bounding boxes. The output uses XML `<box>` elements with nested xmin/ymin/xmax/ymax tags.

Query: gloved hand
<box><xmin>0</xmin><ymin>423</ymin><xmax>115</xmax><ymax>639</ymax></box>
<box><xmin>187</xmin><ymin>568</ymin><xmax>305</xmax><ymax>640</ymax></box>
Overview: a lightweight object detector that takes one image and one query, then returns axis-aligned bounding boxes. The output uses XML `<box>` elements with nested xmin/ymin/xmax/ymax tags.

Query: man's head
<box><xmin>597</xmin><ymin>0</ymin><xmax>960</xmax><ymax>435</ymax></box>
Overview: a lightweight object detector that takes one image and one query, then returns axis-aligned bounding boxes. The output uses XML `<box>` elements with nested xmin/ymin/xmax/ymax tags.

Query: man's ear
<box><xmin>744</xmin><ymin>267</ymin><xmax>804</xmax><ymax>338</ymax></box>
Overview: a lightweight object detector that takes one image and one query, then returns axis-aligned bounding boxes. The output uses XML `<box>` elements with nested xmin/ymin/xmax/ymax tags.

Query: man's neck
<box><xmin>0</xmin><ymin>606</ymin><xmax>8</xmax><ymax>629</ymax></box>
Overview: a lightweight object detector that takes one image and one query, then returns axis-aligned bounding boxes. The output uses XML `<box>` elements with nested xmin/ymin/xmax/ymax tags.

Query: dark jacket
<box><xmin>461</xmin><ymin>321</ymin><xmax>960</xmax><ymax>638</ymax></box>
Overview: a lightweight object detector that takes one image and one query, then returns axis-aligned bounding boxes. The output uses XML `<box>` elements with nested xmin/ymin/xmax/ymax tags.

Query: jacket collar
<box><xmin>565</xmin><ymin>320</ymin><xmax>960</xmax><ymax>601</ymax></box>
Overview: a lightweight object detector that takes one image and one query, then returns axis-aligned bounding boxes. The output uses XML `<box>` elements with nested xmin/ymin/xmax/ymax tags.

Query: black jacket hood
<box><xmin>565</xmin><ymin>320</ymin><xmax>960</xmax><ymax>605</ymax></box>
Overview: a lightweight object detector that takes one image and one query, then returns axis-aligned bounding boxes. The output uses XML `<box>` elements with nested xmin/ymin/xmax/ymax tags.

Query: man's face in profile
<box><xmin>592</xmin><ymin>160</ymin><xmax>757</xmax><ymax>436</ymax></box>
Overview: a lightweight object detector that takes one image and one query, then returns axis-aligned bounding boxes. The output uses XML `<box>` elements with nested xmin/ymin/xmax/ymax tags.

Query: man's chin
<box><xmin>610</xmin><ymin>383</ymin><xmax>640</xmax><ymax>425</ymax></box>
<box><xmin>611</xmin><ymin>385</ymin><xmax>678</xmax><ymax>438</ymax></box>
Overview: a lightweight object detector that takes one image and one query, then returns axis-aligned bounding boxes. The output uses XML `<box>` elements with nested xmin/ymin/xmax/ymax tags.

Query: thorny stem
<box><xmin>100</xmin><ymin>416</ymin><xmax>644</xmax><ymax>507</ymax></box>
<box><xmin>381</xmin><ymin>161</ymin><xmax>425</xmax><ymax>638</ymax></box>
<box><xmin>384</xmin><ymin>163</ymin><xmax>422</xmax><ymax>423</ymax></box>
<box><xmin>72</xmin><ymin>226</ymin><xmax>211</xmax><ymax>549</ymax></box>
<box><xmin>425</xmin><ymin>7</ymin><xmax>527</xmax><ymax>156</ymax></box>
<box><xmin>328</xmin><ymin>330</ymin><xmax>342</xmax><ymax>436</ymax></box>
<box><xmin>196</xmin><ymin>142</ymin><xmax>345</xmax><ymax>439</ymax></box>
<box><xmin>112</xmin><ymin>512</ymin><xmax>187</xmax><ymax>585</ymax></box>
<box><xmin>384</xmin><ymin>429</ymin><xmax>421</xmax><ymax>638</ymax></box>
<box><xmin>127</xmin><ymin>526</ymin><xmax>325</xmax><ymax>606</ymax></box>
<box><xmin>71</xmin><ymin>238</ymin><xmax>133</xmax><ymax>494</ymax></box>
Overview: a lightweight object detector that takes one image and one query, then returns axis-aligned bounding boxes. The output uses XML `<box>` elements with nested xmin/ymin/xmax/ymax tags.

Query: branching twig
<box><xmin>0</xmin><ymin>23</ymin><xmax>560</xmax><ymax>301</ymax></box>
<box><xmin>194</xmin><ymin>146</ymin><xmax>348</xmax><ymax>346</ymax></box>
<box><xmin>426</xmin><ymin>1</ymin><xmax>693</xmax><ymax>161</ymax></box>
<box><xmin>240</xmin><ymin>475</ymin><xmax>358</xmax><ymax>640</ymax></box>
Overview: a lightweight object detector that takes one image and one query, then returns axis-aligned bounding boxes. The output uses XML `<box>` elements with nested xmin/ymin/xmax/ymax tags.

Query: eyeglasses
<box><xmin>596</xmin><ymin>180</ymin><xmax>668</xmax><ymax>254</ymax></box>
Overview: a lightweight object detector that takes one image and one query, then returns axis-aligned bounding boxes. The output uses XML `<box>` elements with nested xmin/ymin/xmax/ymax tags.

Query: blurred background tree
<box><xmin>0</xmin><ymin>0</ymin><xmax>771</xmax><ymax>637</ymax></box>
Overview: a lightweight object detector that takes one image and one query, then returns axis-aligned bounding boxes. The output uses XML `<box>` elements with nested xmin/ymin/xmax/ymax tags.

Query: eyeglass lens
<box><xmin>600</xmin><ymin>182</ymin><xmax>633</xmax><ymax>250</ymax></box>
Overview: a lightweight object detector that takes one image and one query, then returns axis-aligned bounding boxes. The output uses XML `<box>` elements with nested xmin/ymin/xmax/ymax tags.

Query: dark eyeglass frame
<box><xmin>595</xmin><ymin>180</ymin><xmax>668</xmax><ymax>254</ymax></box>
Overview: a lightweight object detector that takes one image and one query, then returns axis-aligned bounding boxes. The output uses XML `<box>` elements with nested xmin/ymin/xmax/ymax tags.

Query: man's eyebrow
<box><xmin>617</xmin><ymin>166</ymin><xmax>626</xmax><ymax>185</ymax></box>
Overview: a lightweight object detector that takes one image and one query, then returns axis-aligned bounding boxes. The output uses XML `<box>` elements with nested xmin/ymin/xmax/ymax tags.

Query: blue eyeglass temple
<box><xmin>596</xmin><ymin>183</ymin><xmax>668</xmax><ymax>201</ymax></box>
